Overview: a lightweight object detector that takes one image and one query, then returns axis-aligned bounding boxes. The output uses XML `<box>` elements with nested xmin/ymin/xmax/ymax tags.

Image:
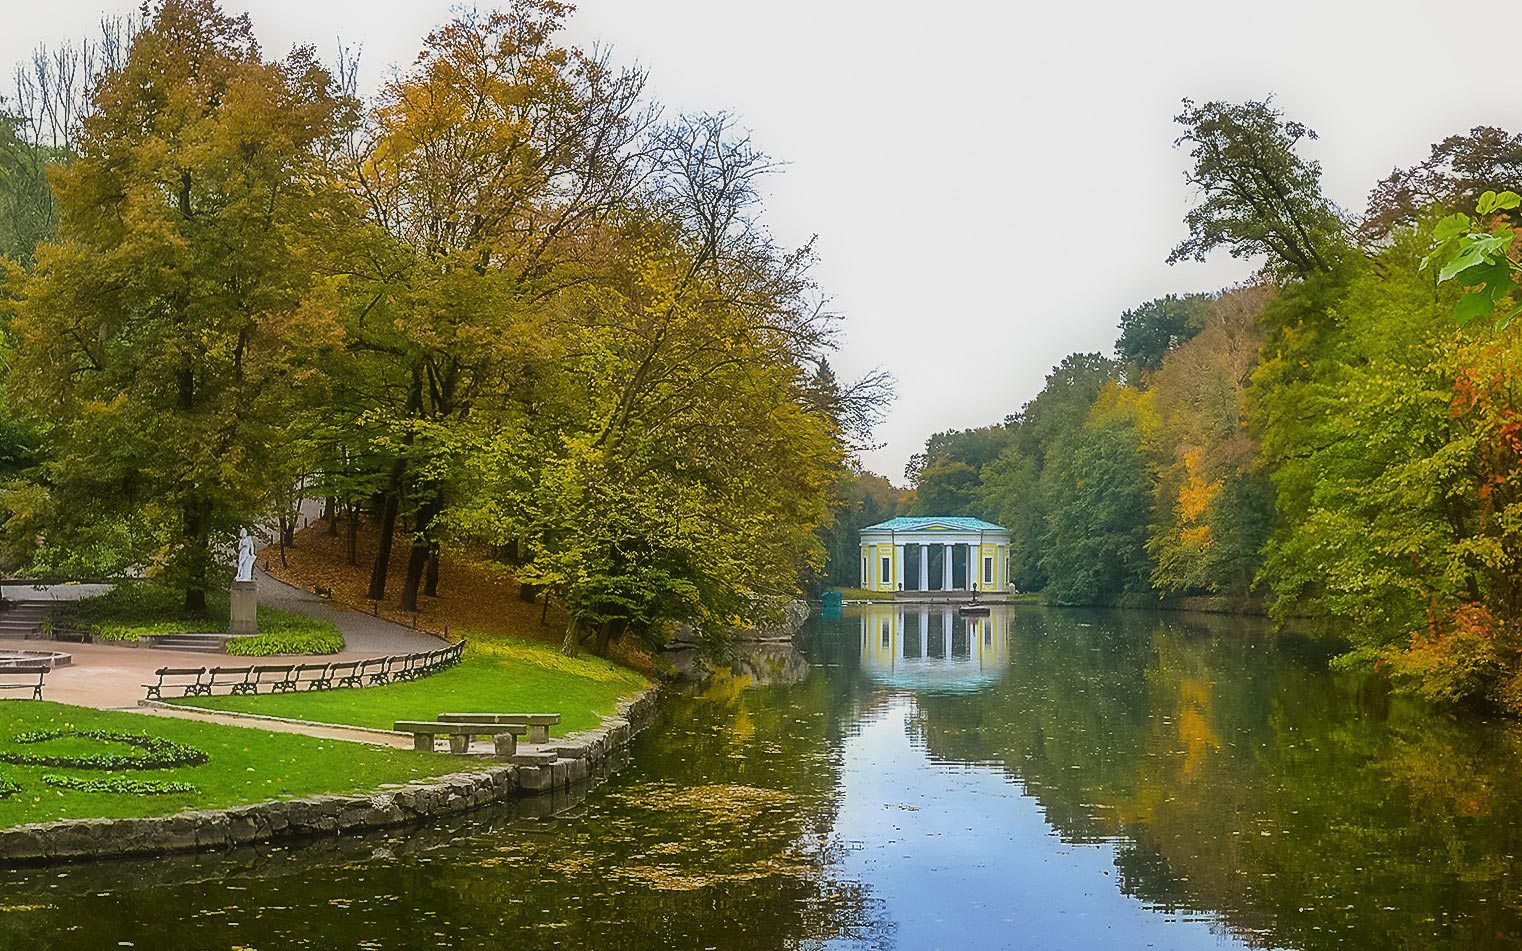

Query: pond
<box><xmin>4</xmin><ymin>604</ymin><xmax>1522</xmax><ymax>950</ymax></box>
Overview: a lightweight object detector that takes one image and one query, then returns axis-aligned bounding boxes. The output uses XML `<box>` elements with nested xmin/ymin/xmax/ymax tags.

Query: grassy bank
<box><xmin>830</xmin><ymin>587</ymin><xmax>895</xmax><ymax>602</ymax></box>
<box><xmin>0</xmin><ymin>702</ymin><xmax>451</xmax><ymax>828</ymax></box>
<box><xmin>52</xmin><ymin>583</ymin><xmax>344</xmax><ymax>655</ymax></box>
<box><xmin>267</xmin><ymin>521</ymin><xmax>655</xmax><ymax>673</ymax></box>
<box><xmin>174</xmin><ymin>638</ymin><xmax>649</xmax><ymax>737</ymax></box>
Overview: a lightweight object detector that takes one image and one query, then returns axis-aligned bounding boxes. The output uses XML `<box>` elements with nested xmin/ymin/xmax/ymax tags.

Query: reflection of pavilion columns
<box><xmin>918</xmin><ymin>609</ymin><xmax>928</xmax><ymax>657</ymax></box>
<box><xmin>943</xmin><ymin>543</ymin><xmax>953</xmax><ymax>590</ymax></box>
<box><xmin>918</xmin><ymin>544</ymin><xmax>929</xmax><ymax>591</ymax></box>
<box><xmin>942</xmin><ymin>609</ymin><xmax>953</xmax><ymax>664</ymax></box>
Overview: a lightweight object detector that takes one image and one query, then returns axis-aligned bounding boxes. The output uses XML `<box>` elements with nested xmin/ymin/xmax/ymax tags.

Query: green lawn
<box><xmin>173</xmin><ymin>636</ymin><xmax>649</xmax><ymax>737</ymax></box>
<box><xmin>831</xmin><ymin>587</ymin><xmax>895</xmax><ymax>601</ymax></box>
<box><xmin>0</xmin><ymin>702</ymin><xmax>454</xmax><ymax>828</ymax></box>
<box><xmin>50</xmin><ymin>582</ymin><xmax>343</xmax><ymax>655</ymax></box>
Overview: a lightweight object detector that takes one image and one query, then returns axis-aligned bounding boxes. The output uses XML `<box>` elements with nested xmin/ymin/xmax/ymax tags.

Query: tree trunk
<box><xmin>346</xmin><ymin>505</ymin><xmax>359</xmax><ymax>566</ymax></box>
<box><xmin>561</xmin><ymin>616</ymin><xmax>582</xmax><ymax>656</ymax></box>
<box><xmin>182</xmin><ymin>500</ymin><xmax>209</xmax><ymax>616</ymax></box>
<box><xmin>323</xmin><ymin>496</ymin><xmax>337</xmax><ymax>534</ymax></box>
<box><xmin>594</xmin><ymin>623</ymin><xmax>613</xmax><ymax>656</ymax></box>
<box><xmin>369</xmin><ymin>365</ymin><xmax>422</xmax><ymax>603</ymax></box>
<box><xmin>400</xmin><ymin>500</ymin><xmax>439</xmax><ymax>612</ymax></box>
<box><xmin>401</xmin><ymin>540</ymin><xmax>428</xmax><ymax>612</ymax></box>
<box><xmin>424</xmin><ymin>542</ymin><xmax>440</xmax><ymax>598</ymax></box>
<box><xmin>367</xmin><ymin>485</ymin><xmax>401</xmax><ymax>601</ymax></box>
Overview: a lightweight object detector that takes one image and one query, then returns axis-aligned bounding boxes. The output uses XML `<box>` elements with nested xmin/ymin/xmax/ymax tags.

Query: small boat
<box><xmin>957</xmin><ymin>604</ymin><xmax>991</xmax><ymax>617</ymax></box>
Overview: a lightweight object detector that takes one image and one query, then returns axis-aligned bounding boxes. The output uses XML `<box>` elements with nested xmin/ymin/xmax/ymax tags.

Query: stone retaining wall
<box><xmin>0</xmin><ymin>688</ymin><xmax>659</xmax><ymax>866</ymax></box>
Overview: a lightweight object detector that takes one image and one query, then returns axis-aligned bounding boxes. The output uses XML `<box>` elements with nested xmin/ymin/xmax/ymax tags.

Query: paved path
<box><xmin>254</xmin><ymin>568</ymin><xmax>440</xmax><ymax>654</ymax></box>
<box><xmin>0</xmin><ymin>571</ymin><xmax>438</xmax><ymax>732</ymax></box>
<box><xmin>130</xmin><ymin>704</ymin><xmax>416</xmax><ymax>748</ymax></box>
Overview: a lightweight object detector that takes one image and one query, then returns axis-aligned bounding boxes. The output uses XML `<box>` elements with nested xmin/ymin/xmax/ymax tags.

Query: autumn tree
<box><xmin>451</xmin><ymin>113</ymin><xmax>844</xmax><ymax>655</ymax></box>
<box><xmin>1</xmin><ymin>0</ymin><xmax>346</xmax><ymax>611</ymax></box>
<box><xmin>334</xmin><ymin>2</ymin><xmax>652</xmax><ymax>610</ymax></box>
<box><xmin>1145</xmin><ymin>283</ymin><xmax>1273</xmax><ymax>597</ymax></box>
<box><xmin>1364</xmin><ymin>126</ymin><xmax>1522</xmax><ymax>239</ymax></box>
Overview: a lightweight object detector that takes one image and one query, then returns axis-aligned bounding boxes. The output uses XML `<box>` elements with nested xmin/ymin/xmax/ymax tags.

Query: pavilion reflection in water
<box><xmin>856</xmin><ymin>602</ymin><xmax>1009</xmax><ymax>692</ymax></box>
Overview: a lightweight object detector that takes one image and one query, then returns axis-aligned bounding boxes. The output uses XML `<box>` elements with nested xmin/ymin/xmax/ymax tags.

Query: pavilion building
<box><xmin>858</xmin><ymin>516</ymin><xmax>1011</xmax><ymax>599</ymax></box>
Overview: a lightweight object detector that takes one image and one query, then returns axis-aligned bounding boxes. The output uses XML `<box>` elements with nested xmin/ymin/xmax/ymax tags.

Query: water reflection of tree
<box><xmin>0</xmin><ymin>659</ymin><xmax>890</xmax><ymax>951</ymax></box>
<box><xmin>914</xmin><ymin>607</ymin><xmax>1522</xmax><ymax>951</ymax></box>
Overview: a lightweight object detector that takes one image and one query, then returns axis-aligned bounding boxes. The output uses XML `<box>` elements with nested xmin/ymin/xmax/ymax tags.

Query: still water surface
<box><xmin>4</xmin><ymin>604</ymin><xmax>1522</xmax><ymax>950</ymax></box>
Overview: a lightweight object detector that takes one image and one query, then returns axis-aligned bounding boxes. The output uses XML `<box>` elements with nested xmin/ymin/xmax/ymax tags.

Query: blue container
<box><xmin>820</xmin><ymin>590</ymin><xmax>844</xmax><ymax>620</ymax></box>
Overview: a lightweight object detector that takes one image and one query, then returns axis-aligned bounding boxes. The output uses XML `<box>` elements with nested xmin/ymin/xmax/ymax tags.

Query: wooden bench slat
<box><xmin>0</xmin><ymin>665</ymin><xmax>47</xmax><ymax>700</ymax></box>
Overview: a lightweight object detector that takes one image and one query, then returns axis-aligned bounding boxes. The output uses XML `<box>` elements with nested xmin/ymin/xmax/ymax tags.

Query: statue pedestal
<box><xmin>230</xmin><ymin>580</ymin><xmax>258</xmax><ymax>636</ymax></box>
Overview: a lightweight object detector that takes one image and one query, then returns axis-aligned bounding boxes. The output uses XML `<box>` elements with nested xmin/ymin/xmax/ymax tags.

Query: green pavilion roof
<box><xmin>860</xmin><ymin>516</ymin><xmax>1007</xmax><ymax>534</ymax></box>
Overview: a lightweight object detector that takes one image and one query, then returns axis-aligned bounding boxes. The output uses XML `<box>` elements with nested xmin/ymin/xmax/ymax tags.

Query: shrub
<box><xmin>0</xmin><ymin>730</ymin><xmax>209</xmax><ymax>770</ymax></box>
<box><xmin>226</xmin><ymin>626</ymin><xmax>344</xmax><ymax>657</ymax></box>
<box><xmin>1380</xmin><ymin>605</ymin><xmax>1517</xmax><ymax>709</ymax></box>
<box><xmin>52</xmin><ymin>583</ymin><xmax>343</xmax><ymax>653</ymax></box>
<box><xmin>40</xmin><ymin>775</ymin><xmax>199</xmax><ymax>795</ymax></box>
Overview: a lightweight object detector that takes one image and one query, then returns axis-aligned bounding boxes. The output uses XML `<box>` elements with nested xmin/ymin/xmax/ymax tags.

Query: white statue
<box><xmin>235</xmin><ymin>529</ymin><xmax>257</xmax><ymax>583</ymax></box>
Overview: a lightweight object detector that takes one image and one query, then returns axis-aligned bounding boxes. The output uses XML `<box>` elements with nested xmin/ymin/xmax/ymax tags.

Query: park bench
<box><xmin>207</xmin><ymin>666</ymin><xmax>253</xmax><ymax>695</ymax></box>
<box><xmin>393</xmin><ymin>720</ymin><xmax>528</xmax><ymax>756</ymax></box>
<box><xmin>385</xmin><ymin>654</ymin><xmax>413</xmax><ymax>683</ymax></box>
<box><xmin>438</xmin><ymin>712</ymin><xmax>561</xmax><ymax>744</ymax></box>
<box><xmin>143</xmin><ymin>667</ymin><xmax>209</xmax><ymax>700</ymax></box>
<box><xmin>293</xmin><ymin>663</ymin><xmax>333</xmax><ymax>691</ymax></box>
<box><xmin>330</xmin><ymin>661</ymin><xmax>362</xmax><ymax>689</ymax></box>
<box><xmin>361</xmin><ymin>655</ymin><xmax>394</xmax><ymax>685</ymax></box>
<box><xmin>247</xmin><ymin>664</ymin><xmax>296</xmax><ymax>694</ymax></box>
<box><xmin>0</xmin><ymin>664</ymin><xmax>46</xmax><ymax>700</ymax></box>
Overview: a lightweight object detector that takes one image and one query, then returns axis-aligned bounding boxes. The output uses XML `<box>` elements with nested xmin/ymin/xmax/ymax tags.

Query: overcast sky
<box><xmin>5</xmin><ymin>1</ymin><xmax>1518</xmax><ymax>481</ymax></box>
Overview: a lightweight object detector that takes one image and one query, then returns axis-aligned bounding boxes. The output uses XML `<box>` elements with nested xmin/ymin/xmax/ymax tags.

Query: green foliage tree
<box><xmin>820</xmin><ymin>469</ymin><xmax>903</xmax><ymax>588</ymax></box>
<box><xmin>0</xmin><ymin>115</ymin><xmax>57</xmax><ymax>265</ymax></box>
<box><xmin>2</xmin><ymin>0</ymin><xmax>346</xmax><ymax>610</ymax></box>
<box><xmin>1115</xmin><ymin>293</ymin><xmax>1212</xmax><ymax>377</ymax></box>
<box><xmin>1039</xmin><ymin>385</ymin><xmax>1157</xmax><ymax>604</ymax></box>
<box><xmin>1169</xmin><ymin>98</ymin><xmax>1348</xmax><ymax>278</ymax></box>
<box><xmin>977</xmin><ymin>353</ymin><xmax>1118</xmax><ymax>590</ymax></box>
<box><xmin>1423</xmin><ymin>189</ymin><xmax>1522</xmax><ymax>330</ymax></box>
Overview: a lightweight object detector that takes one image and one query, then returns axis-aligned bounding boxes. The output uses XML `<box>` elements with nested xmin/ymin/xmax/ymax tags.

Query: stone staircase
<box><xmin>0</xmin><ymin>602</ymin><xmax>53</xmax><ymax>640</ymax></box>
<box><xmin>142</xmin><ymin>633</ymin><xmax>236</xmax><ymax>654</ymax></box>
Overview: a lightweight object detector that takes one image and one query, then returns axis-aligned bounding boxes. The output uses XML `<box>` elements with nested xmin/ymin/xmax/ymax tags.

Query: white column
<box><xmin>893</xmin><ymin>543</ymin><xmax>905</xmax><ymax>590</ymax></box>
<box><xmin>942</xmin><ymin>544</ymin><xmax>953</xmax><ymax>591</ymax></box>
<box><xmin>969</xmin><ymin>547</ymin><xmax>978</xmax><ymax>590</ymax></box>
<box><xmin>918</xmin><ymin>544</ymin><xmax>929</xmax><ymax>591</ymax></box>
